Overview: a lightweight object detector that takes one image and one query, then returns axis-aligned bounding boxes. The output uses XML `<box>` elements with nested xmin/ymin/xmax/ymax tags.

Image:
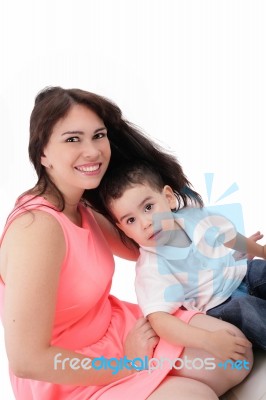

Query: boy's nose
<box><xmin>141</xmin><ymin>216</ymin><xmax>152</xmax><ymax>230</ymax></box>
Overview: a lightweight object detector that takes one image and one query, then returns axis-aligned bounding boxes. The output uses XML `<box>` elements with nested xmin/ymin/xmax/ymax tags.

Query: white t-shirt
<box><xmin>135</xmin><ymin>207</ymin><xmax>247</xmax><ymax>317</ymax></box>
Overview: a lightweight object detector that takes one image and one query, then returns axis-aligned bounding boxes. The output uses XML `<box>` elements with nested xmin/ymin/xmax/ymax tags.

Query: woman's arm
<box><xmin>91</xmin><ymin>209</ymin><xmax>139</xmax><ymax>261</ymax></box>
<box><xmin>2</xmin><ymin>211</ymin><xmax>141</xmax><ymax>385</ymax></box>
<box><xmin>148</xmin><ymin>311</ymin><xmax>251</xmax><ymax>362</ymax></box>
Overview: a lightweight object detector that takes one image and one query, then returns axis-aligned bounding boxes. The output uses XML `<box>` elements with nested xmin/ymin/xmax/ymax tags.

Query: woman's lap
<box><xmin>147</xmin><ymin>376</ymin><xmax>218</xmax><ymax>400</ymax></box>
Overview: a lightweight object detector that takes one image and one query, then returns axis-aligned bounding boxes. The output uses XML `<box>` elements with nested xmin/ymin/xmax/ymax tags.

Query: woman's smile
<box><xmin>41</xmin><ymin>105</ymin><xmax>111</xmax><ymax>200</ymax></box>
<box><xmin>74</xmin><ymin>162</ymin><xmax>102</xmax><ymax>174</ymax></box>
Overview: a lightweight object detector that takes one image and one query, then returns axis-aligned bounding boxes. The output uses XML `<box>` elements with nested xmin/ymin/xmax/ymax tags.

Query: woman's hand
<box><xmin>205</xmin><ymin>329</ymin><xmax>252</xmax><ymax>362</ymax></box>
<box><xmin>124</xmin><ymin>317</ymin><xmax>159</xmax><ymax>363</ymax></box>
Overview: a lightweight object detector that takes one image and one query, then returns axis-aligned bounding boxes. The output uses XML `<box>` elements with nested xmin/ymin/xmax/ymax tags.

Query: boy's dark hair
<box><xmin>98</xmin><ymin>160</ymin><xmax>203</xmax><ymax>248</ymax></box>
<box><xmin>99</xmin><ymin>161</ymin><xmax>166</xmax><ymax>222</ymax></box>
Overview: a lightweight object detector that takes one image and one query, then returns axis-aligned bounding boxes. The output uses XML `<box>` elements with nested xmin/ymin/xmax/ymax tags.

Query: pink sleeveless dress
<box><xmin>0</xmin><ymin>196</ymin><xmax>198</xmax><ymax>400</ymax></box>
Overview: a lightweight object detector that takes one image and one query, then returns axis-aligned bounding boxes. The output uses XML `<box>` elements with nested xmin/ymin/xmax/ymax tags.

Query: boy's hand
<box><xmin>262</xmin><ymin>245</ymin><xmax>266</xmax><ymax>260</ymax></box>
<box><xmin>206</xmin><ymin>329</ymin><xmax>252</xmax><ymax>362</ymax></box>
<box><xmin>247</xmin><ymin>231</ymin><xmax>264</xmax><ymax>259</ymax></box>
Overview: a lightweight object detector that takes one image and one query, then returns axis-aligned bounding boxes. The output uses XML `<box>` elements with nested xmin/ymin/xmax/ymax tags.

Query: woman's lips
<box><xmin>75</xmin><ymin>163</ymin><xmax>101</xmax><ymax>175</ymax></box>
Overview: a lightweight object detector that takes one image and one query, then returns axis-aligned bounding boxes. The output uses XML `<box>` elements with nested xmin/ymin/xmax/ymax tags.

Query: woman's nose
<box><xmin>82</xmin><ymin>141</ymin><xmax>100</xmax><ymax>159</ymax></box>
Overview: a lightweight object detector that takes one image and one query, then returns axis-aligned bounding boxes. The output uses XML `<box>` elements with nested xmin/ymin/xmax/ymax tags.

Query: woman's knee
<box><xmin>206</xmin><ymin>319</ymin><xmax>254</xmax><ymax>377</ymax></box>
<box><xmin>181</xmin><ymin>314</ymin><xmax>253</xmax><ymax>394</ymax></box>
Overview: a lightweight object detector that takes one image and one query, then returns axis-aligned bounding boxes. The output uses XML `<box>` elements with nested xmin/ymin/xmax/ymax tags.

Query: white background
<box><xmin>0</xmin><ymin>1</ymin><xmax>266</xmax><ymax>398</ymax></box>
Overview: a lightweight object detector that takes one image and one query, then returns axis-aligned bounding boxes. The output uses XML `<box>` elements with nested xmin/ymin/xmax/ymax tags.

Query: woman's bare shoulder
<box><xmin>4</xmin><ymin>209</ymin><xmax>63</xmax><ymax>238</ymax></box>
<box><xmin>1</xmin><ymin>210</ymin><xmax>65</xmax><ymax>282</ymax></box>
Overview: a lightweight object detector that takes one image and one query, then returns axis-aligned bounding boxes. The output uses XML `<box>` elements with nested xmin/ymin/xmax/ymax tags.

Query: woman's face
<box><xmin>41</xmin><ymin>104</ymin><xmax>111</xmax><ymax>200</ymax></box>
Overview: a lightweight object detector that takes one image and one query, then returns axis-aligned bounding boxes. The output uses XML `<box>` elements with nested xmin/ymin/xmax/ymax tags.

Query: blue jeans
<box><xmin>206</xmin><ymin>259</ymin><xmax>266</xmax><ymax>350</ymax></box>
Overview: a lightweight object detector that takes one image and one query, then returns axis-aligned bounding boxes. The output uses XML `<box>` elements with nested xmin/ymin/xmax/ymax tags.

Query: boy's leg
<box><xmin>207</xmin><ymin>295</ymin><xmax>266</xmax><ymax>350</ymax></box>
<box><xmin>246</xmin><ymin>259</ymin><xmax>266</xmax><ymax>299</ymax></box>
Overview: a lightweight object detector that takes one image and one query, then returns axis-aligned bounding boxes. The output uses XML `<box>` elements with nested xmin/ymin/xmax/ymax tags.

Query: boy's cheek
<box><xmin>116</xmin><ymin>222</ymin><xmax>126</xmax><ymax>233</ymax></box>
<box><xmin>125</xmin><ymin>230</ymin><xmax>138</xmax><ymax>240</ymax></box>
<box><xmin>161</xmin><ymin>220</ymin><xmax>175</xmax><ymax>232</ymax></box>
<box><xmin>116</xmin><ymin>224</ymin><xmax>133</xmax><ymax>238</ymax></box>
<box><xmin>125</xmin><ymin>229</ymin><xmax>140</xmax><ymax>243</ymax></box>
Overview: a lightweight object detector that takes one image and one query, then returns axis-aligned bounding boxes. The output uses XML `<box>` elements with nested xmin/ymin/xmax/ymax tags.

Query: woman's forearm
<box><xmin>12</xmin><ymin>345</ymin><xmax>135</xmax><ymax>386</ymax></box>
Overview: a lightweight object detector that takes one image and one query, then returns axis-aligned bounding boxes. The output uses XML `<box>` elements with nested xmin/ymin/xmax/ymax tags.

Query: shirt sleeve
<box><xmin>135</xmin><ymin>249</ymin><xmax>184</xmax><ymax>317</ymax></box>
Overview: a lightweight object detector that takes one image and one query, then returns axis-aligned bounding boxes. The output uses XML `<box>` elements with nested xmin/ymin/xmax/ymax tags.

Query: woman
<box><xmin>0</xmin><ymin>87</ymin><xmax>252</xmax><ymax>399</ymax></box>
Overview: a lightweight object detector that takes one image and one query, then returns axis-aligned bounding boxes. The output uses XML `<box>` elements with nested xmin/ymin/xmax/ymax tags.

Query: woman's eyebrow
<box><xmin>61</xmin><ymin>130</ymin><xmax>84</xmax><ymax>136</ymax></box>
<box><xmin>61</xmin><ymin>127</ymin><xmax>107</xmax><ymax>136</ymax></box>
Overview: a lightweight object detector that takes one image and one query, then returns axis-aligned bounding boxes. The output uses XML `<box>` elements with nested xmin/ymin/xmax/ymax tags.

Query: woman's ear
<box><xmin>41</xmin><ymin>155</ymin><xmax>48</xmax><ymax>167</ymax></box>
<box><xmin>163</xmin><ymin>185</ymin><xmax>177</xmax><ymax>210</ymax></box>
<box><xmin>41</xmin><ymin>154</ymin><xmax>52</xmax><ymax>169</ymax></box>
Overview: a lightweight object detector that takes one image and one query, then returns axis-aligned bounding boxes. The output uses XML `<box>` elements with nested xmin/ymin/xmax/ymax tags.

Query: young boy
<box><xmin>98</xmin><ymin>160</ymin><xmax>266</xmax><ymax>352</ymax></box>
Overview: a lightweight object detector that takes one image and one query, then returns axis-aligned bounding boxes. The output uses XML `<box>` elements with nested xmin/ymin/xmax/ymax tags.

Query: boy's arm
<box><xmin>225</xmin><ymin>231</ymin><xmax>266</xmax><ymax>259</ymax></box>
<box><xmin>148</xmin><ymin>311</ymin><xmax>251</xmax><ymax>362</ymax></box>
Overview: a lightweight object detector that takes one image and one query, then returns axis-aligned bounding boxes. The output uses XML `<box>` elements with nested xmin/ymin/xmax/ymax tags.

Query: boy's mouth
<box><xmin>149</xmin><ymin>230</ymin><xmax>162</xmax><ymax>240</ymax></box>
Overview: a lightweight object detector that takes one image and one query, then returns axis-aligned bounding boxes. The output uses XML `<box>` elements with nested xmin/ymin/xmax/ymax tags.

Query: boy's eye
<box><xmin>145</xmin><ymin>204</ymin><xmax>153</xmax><ymax>212</ymax></box>
<box><xmin>126</xmin><ymin>217</ymin><xmax>135</xmax><ymax>225</ymax></box>
<box><xmin>66</xmin><ymin>137</ymin><xmax>79</xmax><ymax>142</ymax></box>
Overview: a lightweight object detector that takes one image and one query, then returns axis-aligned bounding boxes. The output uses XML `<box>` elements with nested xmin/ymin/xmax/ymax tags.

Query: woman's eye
<box><xmin>145</xmin><ymin>204</ymin><xmax>153</xmax><ymax>212</ymax></box>
<box><xmin>126</xmin><ymin>217</ymin><xmax>135</xmax><ymax>225</ymax></box>
<box><xmin>93</xmin><ymin>132</ymin><xmax>107</xmax><ymax>140</ymax></box>
<box><xmin>66</xmin><ymin>137</ymin><xmax>79</xmax><ymax>142</ymax></box>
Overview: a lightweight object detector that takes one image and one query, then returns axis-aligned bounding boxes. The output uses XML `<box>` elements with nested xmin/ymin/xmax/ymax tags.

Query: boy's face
<box><xmin>110</xmin><ymin>183</ymin><xmax>178</xmax><ymax>247</ymax></box>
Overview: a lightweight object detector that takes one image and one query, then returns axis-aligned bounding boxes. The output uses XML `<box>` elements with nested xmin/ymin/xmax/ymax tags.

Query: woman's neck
<box><xmin>63</xmin><ymin>204</ymin><xmax>82</xmax><ymax>227</ymax></box>
<box><xmin>39</xmin><ymin>190</ymin><xmax>83</xmax><ymax>227</ymax></box>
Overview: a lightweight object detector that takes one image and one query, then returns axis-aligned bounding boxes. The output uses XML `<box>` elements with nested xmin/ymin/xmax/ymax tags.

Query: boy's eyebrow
<box><xmin>61</xmin><ymin>127</ymin><xmax>107</xmax><ymax>136</ymax></box>
<box><xmin>119</xmin><ymin>196</ymin><xmax>153</xmax><ymax>222</ymax></box>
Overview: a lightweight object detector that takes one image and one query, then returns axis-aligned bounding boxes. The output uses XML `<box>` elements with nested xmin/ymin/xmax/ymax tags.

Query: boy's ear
<box><xmin>163</xmin><ymin>185</ymin><xmax>177</xmax><ymax>209</ymax></box>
